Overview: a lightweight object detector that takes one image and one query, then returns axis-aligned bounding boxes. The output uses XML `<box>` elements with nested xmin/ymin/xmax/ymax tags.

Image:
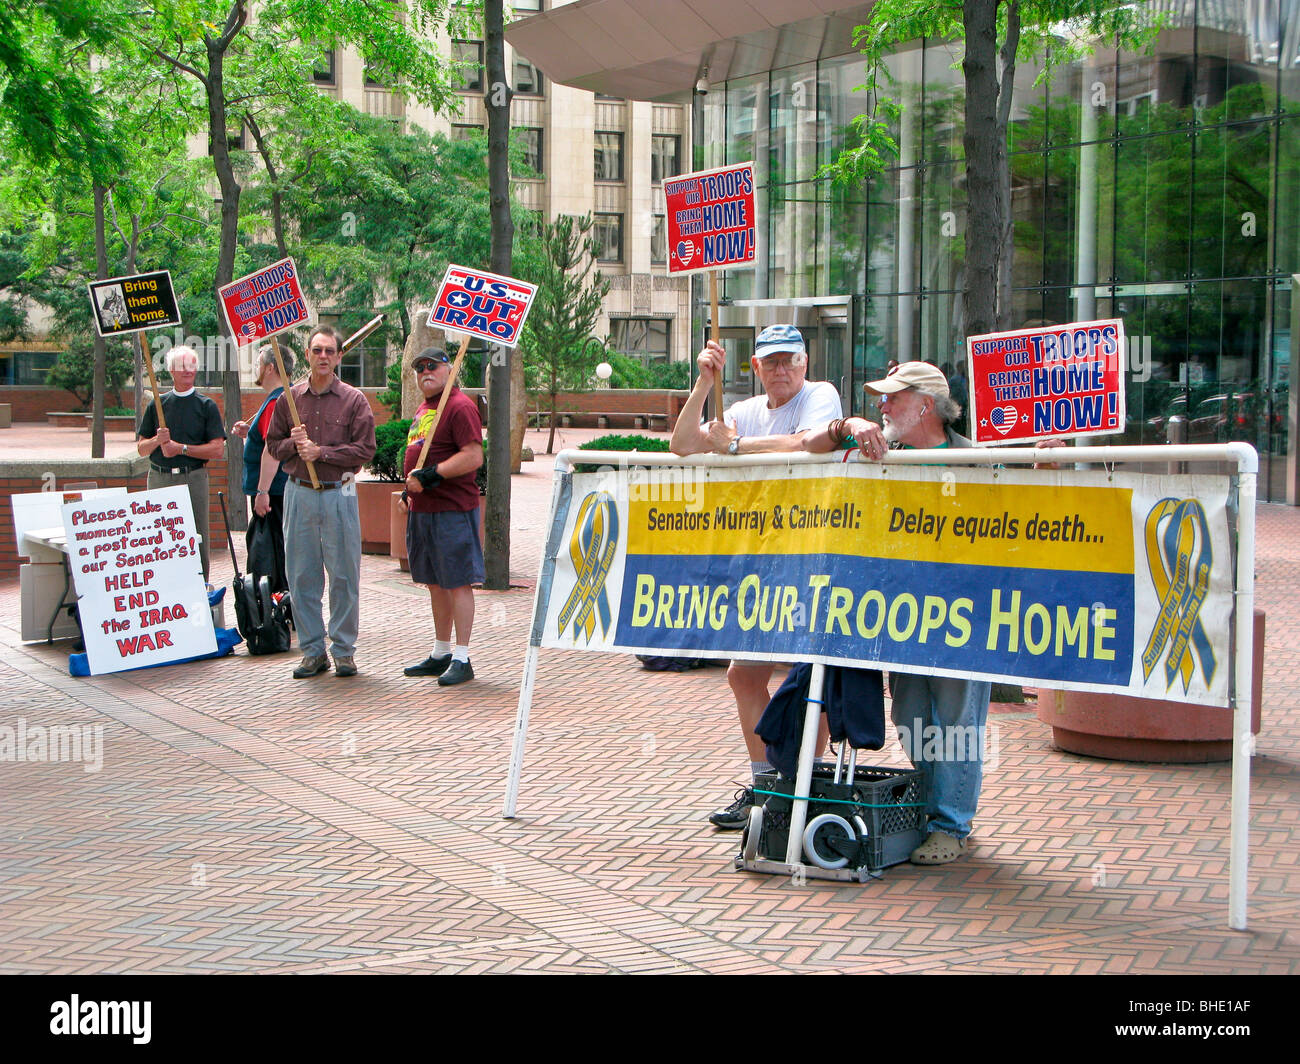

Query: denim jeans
<box><xmin>889</xmin><ymin>673</ymin><xmax>992</xmax><ymax>839</ymax></box>
<box><xmin>283</xmin><ymin>480</ymin><xmax>362</xmax><ymax>659</ymax></box>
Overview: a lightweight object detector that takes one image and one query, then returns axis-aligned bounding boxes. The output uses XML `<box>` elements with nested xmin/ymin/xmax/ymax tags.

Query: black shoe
<box><xmin>708</xmin><ymin>786</ymin><xmax>754</xmax><ymax>830</ymax></box>
<box><xmin>404</xmin><ymin>653</ymin><xmax>452</xmax><ymax>677</ymax></box>
<box><xmin>437</xmin><ymin>659</ymin><xmax>474</xmax><ymax>686</ymax></box>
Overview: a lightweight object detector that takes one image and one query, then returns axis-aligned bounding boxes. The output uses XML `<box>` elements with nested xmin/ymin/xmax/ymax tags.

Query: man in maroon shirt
<box><xmin>266</xmin><ymin>325</ymin><xmax>376</xmax><ymax>678</ymax></box>
<box><xmin>400</xmin><ymin>346</ymin><xmax>484</xmax><ymax>686</ymax></box>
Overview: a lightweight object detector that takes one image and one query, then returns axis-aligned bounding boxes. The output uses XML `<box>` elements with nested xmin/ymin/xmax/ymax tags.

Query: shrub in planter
<box><xmin>574</xmin><ymin>433</ymin><xmax>670</xmax><ymax>472</ymax></box>
<box><xmin>368</xmin><ymin>418</ymin><xmax>412</xmax><ymax>482</ymax></box>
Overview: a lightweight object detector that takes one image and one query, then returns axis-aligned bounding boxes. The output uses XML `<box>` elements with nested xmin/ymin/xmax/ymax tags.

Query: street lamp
<box><xmin>595</xmin><ymin>362</ymin><xmax>613</xmax><ymax>389</ymax></box>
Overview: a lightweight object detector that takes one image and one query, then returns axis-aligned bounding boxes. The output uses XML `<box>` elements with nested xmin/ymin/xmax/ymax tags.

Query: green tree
<box><xmin>829</xmin><ymin>0</ymin><xmax>1156</xmax><ymax>335</ymax></box>
<box><xmin>284</xmin><ymin>115</ymin><xmax>495</xmax><ymax>350</ymax></box>
<box><xmin>0</xmin><ymin>0</ymin><xmax>123</xmax><ymax>175</ymax></box>
<box><xmin>519</xmin><ymin>214</ymin><xmax>611</xmax><ymax>454</ymax></box>
<box><xmin>137</xmin><ymin>0</ymin><xmax>471</xmax><ymax>503</ymax></box>
<box><xmin>45</xmin><ymin>336</ymin><xmax>135</xmax><ymax>409</ymax></box>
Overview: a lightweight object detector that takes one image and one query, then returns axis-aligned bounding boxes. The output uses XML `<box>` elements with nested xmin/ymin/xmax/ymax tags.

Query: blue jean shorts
<box><xmin>407</xmin><ymin>509</ymin><xmax>485</xmax><ymax>589</ymax></box>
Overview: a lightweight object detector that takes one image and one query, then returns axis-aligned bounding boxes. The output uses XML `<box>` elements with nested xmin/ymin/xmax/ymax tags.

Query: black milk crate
<box><xmin>752</xmin><ymin>764</ymin><xmax>927</xmax><ymax>872</ymax></box>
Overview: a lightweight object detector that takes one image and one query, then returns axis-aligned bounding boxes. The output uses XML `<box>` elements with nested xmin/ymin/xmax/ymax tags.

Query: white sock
<box><xmin>433</xmin><ymin>640</ymin><xmax>451</xmax><ymax>657</ymax></box>
<box><xmin>452</xmin><ymin>644</ymin><xmax>471</xmax><ymax>663</ymax></box>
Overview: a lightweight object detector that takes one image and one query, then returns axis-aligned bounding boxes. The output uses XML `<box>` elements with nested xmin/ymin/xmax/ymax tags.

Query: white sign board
<box><xmin>62</xmin><ymin>486</ymin><xmax>216</xmax><ymax>674</ymax></box>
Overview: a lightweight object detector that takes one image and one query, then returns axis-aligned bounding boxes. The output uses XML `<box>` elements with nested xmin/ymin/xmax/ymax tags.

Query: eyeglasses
<box><xmin>413</xmin><ymin>360</ymin><xmax>445</xmax><ymax>372</ymax></box>
<box><xmin>309</xmin><ymin>345</ymin><xmax>336</xmax><ymax>355</ymax></box>
<box><xmin>757</xmin><ymin>355</ymin><xmax>801</xmax><ymax>372</ymax></box>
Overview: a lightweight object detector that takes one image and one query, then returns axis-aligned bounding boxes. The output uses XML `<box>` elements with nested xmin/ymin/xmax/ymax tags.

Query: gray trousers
<box><xmin>283</xmin><ymin>479</ymin><xmax>362</xmax><ymax>659</ymax></box>
<box><xmin>147</xmin><ymin>466</ymin><xmax>211</xmax><ymax>582</ymax></box>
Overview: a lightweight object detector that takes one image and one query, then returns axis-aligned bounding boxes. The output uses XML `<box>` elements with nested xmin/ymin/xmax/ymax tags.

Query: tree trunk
<box><xmin>962</xmin><ymin>0</ymin><xmax>1001</xmax><ymax>338</ymax></box>
<box><xmin>483</xmin><ymin>0</ymin><xmax>514</xmax><ymax>590</ymax></box>
<box><xmin>91</xmin><ymin>184</ymin><xmax>107</xmax><ymax>459</ymax></box>
<box><xmin>246</xmin><ymin>113</ymin><xmax>288</xmax><ymax>258</ymax></box>
<box><xmin>995</xmin><ymin>1</ymin><xmax>1021</xmax><ymax>330</ymax></box>
<box><xmin>207</xmin><ymin>28</ymin><xmax>246</xmax><ymax>531</ymax></box>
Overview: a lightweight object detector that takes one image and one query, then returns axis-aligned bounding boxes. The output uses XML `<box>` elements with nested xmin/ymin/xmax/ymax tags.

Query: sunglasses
<box><xmin>413</xmin><ymin>360</ymin><xmax>446</xmax><ymax>372</ymax></box>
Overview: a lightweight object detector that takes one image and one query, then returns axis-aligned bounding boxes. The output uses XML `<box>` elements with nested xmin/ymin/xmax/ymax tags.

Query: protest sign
<box><xmin>967</xmin><ymin>318</ymin><xmax>1126</xmax><ymax>444</ymax></box>
<box><xmin>537</xmin><ymin>461</ymin><xmax>1232</xmax><ymax>708</ymax></box>
<box><xmin>63</xmin><ymin>486</ymin><xmax>216</xmax><ymax>675</ymax></box>
<box><xmin>427</xmin><ymin>265</ymin><xmax>537</xmax><ymax>347</ymax></box>
<box><xmin>217</xmin><ymin>257</ymin><xmax>311</xmax><ymax>346</ymax></box>
<box><xmin>664</xmin><ymin>162</ymin><xmax>757</xmax><ymax>274</ymax></box>
<box><xmin>88</xmin><ymin>271</ymin><xmax>182</xmax><ymax>336</ymax></box>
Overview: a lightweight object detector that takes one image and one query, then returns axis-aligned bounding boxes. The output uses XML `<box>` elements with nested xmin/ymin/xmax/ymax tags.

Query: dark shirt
<box><xmin>266</xmin><ymin>376</ymin><xmax>376</xmax><ymax>484</ymax></box>
<box><xmin>137</xmin><ymin>391</ymin><xmax>225</xmax><ymax>473</ymax></box>
<box><xmin>242</xmin><ymin>387</ymin><xmax>288</xmax><ymax>496</ymax></box>
<box><xmin>402</xmin><ymin>388</ymin><xmax>482</xmax><ymax>514</ymax></box>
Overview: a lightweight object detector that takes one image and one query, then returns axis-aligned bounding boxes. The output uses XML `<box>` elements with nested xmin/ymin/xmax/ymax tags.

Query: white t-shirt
<box><xmin>724</xmin><ymin>380</ymin><xmax>843</xmax><ymax>438</ymax></box>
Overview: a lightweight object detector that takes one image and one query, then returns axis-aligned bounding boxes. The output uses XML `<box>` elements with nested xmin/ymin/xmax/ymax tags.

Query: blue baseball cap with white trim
<box><xmin>754</xmin><ymin>324</ymin><xmax>806</xmax><ymax>359</ymax></box>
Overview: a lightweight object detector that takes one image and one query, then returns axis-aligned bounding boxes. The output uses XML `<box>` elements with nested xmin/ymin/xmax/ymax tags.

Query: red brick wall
<box><xmin>1</xmin><ymin>470</ymin><xmax>148</xmax><ymax>579</ymax></box>
<box><xmin>528</xmin><ymin>389</ymin><xmax>689</xmax><ymax>427</ymax></box>
<box><xmin>0</xmin><ymin>387</ymin><xmax>84</xmax><ymax>422</ymax></box>
<box><xmin>1</xmin><ymin>461</ymin><xmax>234</xmax><ymax>581</ymax></box>
<box><xmin>0</xmin><ymin>385</ymin><xmax>388</xmax><ymax>424</ymax></box>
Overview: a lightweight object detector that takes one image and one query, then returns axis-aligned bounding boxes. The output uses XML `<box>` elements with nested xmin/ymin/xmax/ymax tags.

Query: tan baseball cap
<box><xmin>863</xmin><ymin>361</ymin><xmax>950</xmax><ymax>398</ymax></box>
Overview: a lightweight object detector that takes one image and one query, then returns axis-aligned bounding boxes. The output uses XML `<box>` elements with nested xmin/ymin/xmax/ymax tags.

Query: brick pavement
<box><xmin>0</xmin><ymin>427</ymin><xmax>1297</xmax><ymax>974</ymax></box>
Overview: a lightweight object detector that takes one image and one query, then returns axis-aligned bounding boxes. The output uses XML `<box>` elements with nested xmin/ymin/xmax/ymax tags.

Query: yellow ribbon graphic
<box><xmin>1141</xmin><ymin>497</ymin><xmax>1216</xmax><ymax>692</ymax></box>
<box><xmin>557</xmin><ymin>492</ymin><xmax>620</xmax><ymax>643</ymax></box>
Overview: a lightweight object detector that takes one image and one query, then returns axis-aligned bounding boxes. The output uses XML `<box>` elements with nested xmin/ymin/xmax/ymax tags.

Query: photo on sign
<box><xmin>94</xmin><ymin>284</ymin><xmax>128</xmax><ymax>326</ymax></box>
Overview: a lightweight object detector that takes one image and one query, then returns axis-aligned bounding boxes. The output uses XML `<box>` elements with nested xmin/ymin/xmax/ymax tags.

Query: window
<box><xmin>610</xmin><ymin>318</ymin><xmax>670</xmax><ymax>363</ymax></box>
<box><xmin>0</xmin><ymin>349</ymin><xmax>58</xmax><ymax>385</ymax></box>
<box><xmin>453</xmin><ymin>40</ymin><xmax>483</xmax><ymax>93</ymax></box>
<box><xmin>513</xmin><ymin>0</ymin><xmax>542</xmax><ymax>10</ymax></box>
<box><xmin>452</xmin><ymin>123</ymin><xmax>484</xmax><ymax>141</ymax></box>
<box><xmin>513</xmin><ymin>56</ymin><xmax>544</xmax><ymax>96</ymax></box>
<box><xmin>651</xmin><ymin>134</ymin><xmax>680</xmax><ymax>183</ymax></box>
<box><xmin>594</xmin><ymin>132</ymin><xmax>623</xmax><ymax>181</ymax></box>
<box><xmin>516</xmin><ymin>127</ymin><xmax>543</xmax><ymax>174</ymax></box>
<box><xmin>594</xmin><ymin>213</ymin><xmax>623</xmax><ymax>262</ymax></box>
<box><xmin>650</xmin><ymin>215</ymin><xmax>667</xmax><ymax>264</ymax></box>
<box><xmin>313</xmin><ymin>49</ymin><xmax>336</xmax><ymax>86</ymax></box>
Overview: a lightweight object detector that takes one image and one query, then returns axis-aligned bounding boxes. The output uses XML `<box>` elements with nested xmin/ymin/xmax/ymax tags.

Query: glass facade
<box><xmin>700</xmin><ymin>2</ymin><xmax>1300</xmax><ymax>500</ymax></box>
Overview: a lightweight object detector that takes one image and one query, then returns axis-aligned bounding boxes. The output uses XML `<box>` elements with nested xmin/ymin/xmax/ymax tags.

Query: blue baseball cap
<box><xmin>754</xmin><ymin>324</ymin><xmax>806</xmax><ymax>359</ymax></box>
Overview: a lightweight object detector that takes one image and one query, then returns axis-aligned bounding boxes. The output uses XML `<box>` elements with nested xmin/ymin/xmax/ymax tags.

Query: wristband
<box><xmin>412</xmin><ymin>466</ymin><xmax>443</xmax><ymax>490</ymax></box>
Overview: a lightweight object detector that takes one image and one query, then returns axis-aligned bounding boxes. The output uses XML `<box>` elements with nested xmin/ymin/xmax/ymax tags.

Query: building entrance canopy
<box><xmin>505</xmin><ymin>0</ymin><xmax>872</xmax><ymax>100</ymax></box>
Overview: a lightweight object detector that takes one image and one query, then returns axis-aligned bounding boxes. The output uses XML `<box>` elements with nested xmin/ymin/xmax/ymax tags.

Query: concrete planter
<box><xmin>1037</xmin><ymin>609</ymin><xmax>1264</xmax><ymax>762</ymax></box>
<box><xmin>389</xmin><ymin>490</ymin><xmax>409</xmax><ymax>572</ymax></box>
<box><xmin>47</xmin><ymin>412</ymin><xmax>136</xmax><ymax>430</ymax></box>
<box><xmin>356</xmin><ymin>479</ymin><xmax>399</xmax><ymax>554</ymax></box>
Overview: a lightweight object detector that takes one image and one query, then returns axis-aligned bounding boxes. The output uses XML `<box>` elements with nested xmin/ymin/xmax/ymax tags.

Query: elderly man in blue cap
<box><xmin>671</xmin><ymin>324</ymin><xmax>843</xmax><ymax>830</ymax></box>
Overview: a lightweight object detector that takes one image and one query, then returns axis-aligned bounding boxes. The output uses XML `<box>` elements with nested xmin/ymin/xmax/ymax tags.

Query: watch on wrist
<box><xmin>727</xmin><ymin>436</ymin><xmax>742</xmax><ymax>456</ymax></box>
<box><xmin>181</xmin><ymin>444</ymin><xmax>188</xmax><ymax>456</ymax></box>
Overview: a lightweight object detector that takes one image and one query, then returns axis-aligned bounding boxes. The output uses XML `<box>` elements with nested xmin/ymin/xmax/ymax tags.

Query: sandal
<box><xmin>909</xmin><ymin>831</ymin><xmax>967</xmax><ymax>865</ymax></box>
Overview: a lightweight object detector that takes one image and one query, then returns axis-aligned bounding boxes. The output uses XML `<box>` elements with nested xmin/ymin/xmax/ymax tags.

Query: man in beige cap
<box><xmin>803</xmin><ymin>360</ymin><xmax>987</xmax><ymax>865</ymax></box>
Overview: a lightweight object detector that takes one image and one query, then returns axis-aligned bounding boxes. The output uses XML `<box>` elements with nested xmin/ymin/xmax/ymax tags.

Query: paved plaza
<box><xmin>1</xmin><ymin>425</ymin><xmax>1297</xmax><ymax>974</ymax></box>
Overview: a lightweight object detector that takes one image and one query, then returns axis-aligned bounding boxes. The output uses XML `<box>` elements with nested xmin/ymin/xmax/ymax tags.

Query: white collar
<box><xmin>171</xmin><ymin>387</ymin><xmax>196</xmax><ymax>397</ymax></box>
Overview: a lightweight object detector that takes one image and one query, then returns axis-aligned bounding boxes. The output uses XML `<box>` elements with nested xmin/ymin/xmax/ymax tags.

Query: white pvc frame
<box><xmin>503</xmin><ymin>443</ymin><xmax>1258</xmax><ymax>930</ymax></box>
